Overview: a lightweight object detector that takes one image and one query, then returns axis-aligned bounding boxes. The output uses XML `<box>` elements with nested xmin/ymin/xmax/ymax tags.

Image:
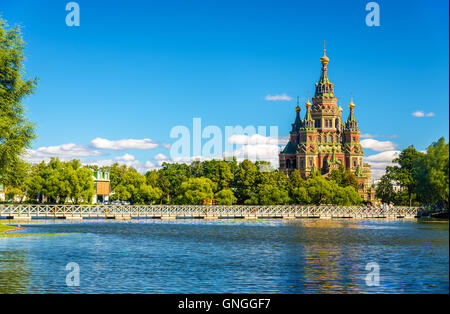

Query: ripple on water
<box><xmin>0</xmin><ymin>219</ymin><xmax>448</xmax><ymax>293</ymax></box>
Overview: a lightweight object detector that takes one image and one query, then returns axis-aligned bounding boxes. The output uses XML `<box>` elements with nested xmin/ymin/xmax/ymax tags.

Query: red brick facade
<box><xmin>279</xmin><ymin>48</ymin><xmax>374</xmax><ymax>201</ymax></box>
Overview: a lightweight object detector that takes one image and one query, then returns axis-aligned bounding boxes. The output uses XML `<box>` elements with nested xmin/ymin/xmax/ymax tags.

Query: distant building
<box><xmin>279</xmin><ymin>46</ymin><xmax>375</xmax><ymax>202</ymax></box>
<box><xmin>93</xmin><ymin>171</ymin><xmax>111</xmax><ymax>203</ymax></box>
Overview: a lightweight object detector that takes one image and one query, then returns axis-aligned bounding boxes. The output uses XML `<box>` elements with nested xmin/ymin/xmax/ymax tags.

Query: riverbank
<box><xmin>0</xmin><ymin>224</ymin><xmax>22</xmax><ymax>233</ymax></box>
<box><xmin>0</xmin><ymin>223</ymin><xmax>77</xmax><ymax>238</ymax></box>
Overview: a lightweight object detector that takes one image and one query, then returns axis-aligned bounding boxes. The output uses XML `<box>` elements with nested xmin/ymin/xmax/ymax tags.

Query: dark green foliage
<box><xmin>385</xmin><ymin>146</ymin><xmax>424</xmax><ymax>206</ymax></box>
<box><xmin>24</xmin><ymin>158</ymin><xmax>95</xmax><ymax>204</ymax></box>
<box><xmin>0</xmin><ymin>18</ymin><xmax>37</xmax><ymax>180</ymax></box>
<box><xmin>414</xmin><ymin>138</ymin><xmax>449</xmax><ymax>207</ymax></box>
<box><xmin>376</xmin><ymin>137</ymin><xmax>449</xmax><ymax>208</ymax></box>
<box><xmin>328</xmin><ymin>166</ymin><xmax>359</xmax><ymax>190</ymax></box>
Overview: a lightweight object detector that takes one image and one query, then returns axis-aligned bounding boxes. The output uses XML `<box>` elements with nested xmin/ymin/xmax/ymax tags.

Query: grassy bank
<box><xmin>0</xmin><ymin>223</ymin><xmax>76</xmax><ymax>238</ymax></box>
<box><xmin>0</xmin><ymin>224</ymin><xmax>21</xmax><ymax>233</ymax></box>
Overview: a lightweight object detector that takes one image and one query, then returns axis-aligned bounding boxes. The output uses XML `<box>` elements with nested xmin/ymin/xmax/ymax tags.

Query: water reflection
<box><xmin>0</xmin><ymin>250</ymin><xmax>31</xmax><ymax>294</ymax></box>
<box><xmin>0</xmin><ymin>219</ymin><xmax>448</xmax><ymax>293</ymax></box>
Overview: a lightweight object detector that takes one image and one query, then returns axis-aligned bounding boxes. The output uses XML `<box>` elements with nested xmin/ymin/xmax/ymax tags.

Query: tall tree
<box><xmin>375</xmin><ymin>174</ymin><xmax>396</xmax><ymax>203</ymax></box>
<box><xmin>178</xmin><ymin>177</ymin><xmax>215</xmax><ymax>205</ymax></box>
<box><xmin>385</xmin><ymin>146</ymin><xmax>424</xmax><ymax>206</ymax></box>
<box><xmin>414</xmin><ymin>137</ymin><xmax>449</xmax><ymax>208</ymax></box>
<box><xmin>0</xmin><ymin>17</ymin><xmax>37</xmax><ymax>179</ymax></box>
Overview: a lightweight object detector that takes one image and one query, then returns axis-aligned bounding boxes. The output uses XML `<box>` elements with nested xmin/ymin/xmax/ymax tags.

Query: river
<box><xmin>0</xmin><ymin>219</ymin><xmax>448</xmax><ymax>293</ymax></box>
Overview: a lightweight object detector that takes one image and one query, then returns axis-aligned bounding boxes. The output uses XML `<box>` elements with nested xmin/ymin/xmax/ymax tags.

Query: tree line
<box><xmin>2</xmin><ymin>138</ymin><xmax>448</xmax><ymax>206</ymax></box>
<box><xmin>376</xmin><ymin>137</ymin><xmax>449</xmax><ymax>209</ymax></box>
<box><xmin>1</xmin><ymin>157</ymin><xmax>364</xmax><ymax>205</ymax></box>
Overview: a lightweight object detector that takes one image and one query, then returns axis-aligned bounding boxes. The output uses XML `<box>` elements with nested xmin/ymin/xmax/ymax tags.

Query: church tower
<box><xmin>279</xmin><ymin>45</ymin><xmax>374</xmax><ymax>200</ymax></box>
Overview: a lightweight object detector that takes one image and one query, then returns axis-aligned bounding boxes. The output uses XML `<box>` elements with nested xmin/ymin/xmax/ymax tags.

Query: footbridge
<box><xmin>0</xmin><ymin>204</ymin><xmax>428</xmax><ymax>220</ymax></box>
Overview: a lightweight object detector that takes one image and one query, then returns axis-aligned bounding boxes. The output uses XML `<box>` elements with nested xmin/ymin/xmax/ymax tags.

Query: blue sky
<box><xmin>2</xmin><ymin>0</ymin><xmax>449</xmax><ymax>178</ymax></box>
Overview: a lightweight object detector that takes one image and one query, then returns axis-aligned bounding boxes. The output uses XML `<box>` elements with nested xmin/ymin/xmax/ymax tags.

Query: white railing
<box><xmin>0</xmin><ymin>204</ymin><xmax>423</xmax><ymax>218</ymax></box>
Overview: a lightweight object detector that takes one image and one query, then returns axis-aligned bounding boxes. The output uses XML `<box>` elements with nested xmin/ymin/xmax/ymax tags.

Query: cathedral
<box><xmin>279</xmin><ymin>46</ymin><xmax>375</xmax><ymax>201</ymax></box>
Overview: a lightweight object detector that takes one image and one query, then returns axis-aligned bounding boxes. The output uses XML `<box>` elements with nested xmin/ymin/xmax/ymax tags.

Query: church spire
<box><xmin>345</xmin><ymin>94</ymin><xmax>359</xmax><ymax>129</ymax></box>
<box><xmin>302</xmin><ymin>96</ymin><xmax>315</xmax><ymax>129</ymax></box>
<box><xmin>315</xmin><ymin>41</ymin><xmax>334</xmax><ymax>98</ymax></box>
<box><xmin>292</xmin><ymin>96</ymin><xmax>302</xmax><ymax>131</ymax></box>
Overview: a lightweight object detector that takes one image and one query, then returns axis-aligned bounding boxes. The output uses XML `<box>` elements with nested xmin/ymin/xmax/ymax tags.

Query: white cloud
<box><xmin>162</xmin><ymin>143</ymin><xmax>172</xmax><ymax>149</ymax></box>
<box><xmin>361</xmin><ymin>139</ymin><xmax>398</xmax><ymax>152</ymax></box>
<box><xmin>277</xmin><ymin>136</ymin><xmax>290</xmax><ymax>145</ymax></box>
<box><xmin>154</xmin><ymin>153</ymin><xmax>168</xmax><ymax>160</ymax></box>
<box><xmin>114</xmin><ymin>153</ymin><xmax>135</xmax><ymax>162</ymax></box>
<box><xmin>23</xmin><ymin>144</ymin><xmax>103</xmax><ymax>164</ymax></box>
<box><xmin>227</xmin><ymin>134</ymin><xmax>283</xmax><ymax>145</ymax></box>
<box><xmin>83</xmin><ymin>159</ymin><xmax>114</xmax><ymax>167</ymax></box>
<box><xmin>223</xmin><ymin>134</ymin><xmax>282</xmax><ymax>167</ymax></box>
<box><xmin>91</xmin><ymin>138</ymin><xmax>158</xmax><ymax>150</ymax></box>
<box><xmin>360</xmin><ymin>133</ymin><xmax>376</xmax><ymax>139</ymax></box>
<box><xmin>83</xmin><ymin>157</ymin><xmax>157</xmax><ymax>174</ymax></box>
<box><xmin>364</xmin><ymin>150</ymin><xmax>401</xmax><ymax>180</ymax></box>
<box><xmin>412</xmin><ymin>111</ymin><xmax>435</xmax><ymax>118</ymax></box>
<box><xmin>265</xmin><ymin>94</ymin><xmax>292</xmax><ymax>101</ymax></box>
<box><xmin>365</xmin><ymin>150</ymin><xmax>400</xmax><ymax>163</ymax></box>
<box><xmin>224</xmin><ymin>144</ymin><xmax>280</xmax><ymax>168</ymax></box>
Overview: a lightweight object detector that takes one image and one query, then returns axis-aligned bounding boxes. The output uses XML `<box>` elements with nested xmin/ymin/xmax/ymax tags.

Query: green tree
<box><xmin>332</xmin><ymin>185</ymin><xmax>363</xmax><ymax>205</ymax></box>
<box><xmin>157</xmin><ymin>163</ymin><xmax>190</xmax><ymax>204</ymax></box>
<box><xmin>25</xmin><ymin>161</ymin><xmax>46</xmax><ymax>202</ymax></box>
<box><xmin>5</xmin><ymin>187</ymin><xmax>23</xmax><ymax>202</ymax></box>
<box><xmin>145</xmin><ymin>170</ymin><xmax>159</xmax><ymax>187</ymax></box>
<box><xmin>245</xmin><ymin>183</ymin><xmax>290</xmax><ymax>205</ymax></box>
<box><xmin>328</xmin><ymin>166</ymin><xmax>359</xmax><ymax>190</ymax></box>
<box><xmin>234</xmin><ymin>159</ymin><xmax>258</xmax><ymax>204</ymax></box>
<box><xmin>215</xmin><ymin>188</ymin><xmax>237</xmax><ymax>205</ymax></box>
<box><xmin>414</xmin><ymin>137</ymin><xmax>449</xmax><ymax>208</ymax></box>
<box><xmin>102</xmin><ymin>163</ymin><xmax>128</xmax><ymax>190</ymax></box>
<box><xmin>75</xmin><ymin>166</ymin><xmax>95</xmax><ymax>204</ymax></box>
<box><xmin>386</xmin><ymin>146</ymin><xmax>424</xmax><ymax>206</ymax></box>
<box><xmin>0</xmin><ymin>18</ymin><xmax>37</xmax><ymax>179</ymax></box>
<box><xmin>178</xmin><ymin>177</ymin><xmax>215</xmax><ymax>205</ymax></box>
<box><xmin>110</xmin><ymin>170</ymin><xmax>146</xmax><ymax>204</ymax></box>
<box><xmin>139</xmin><ymin>184</ymin><xmax>163</xmax><ymax>204</ymax></box>
<box><xmin>212</xmin><ymin>161</ymin><xmax>234</xmax><ymax>191</ymax></box>
<box><xmin>375</xmin><ymin>174</ymin><xmax>396</xmax><ymax>203</ymax></box>
<box><xmin>1</xmin><ymin>159</ymin><xmax>30</xmax><ymax>190</ymax></box>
